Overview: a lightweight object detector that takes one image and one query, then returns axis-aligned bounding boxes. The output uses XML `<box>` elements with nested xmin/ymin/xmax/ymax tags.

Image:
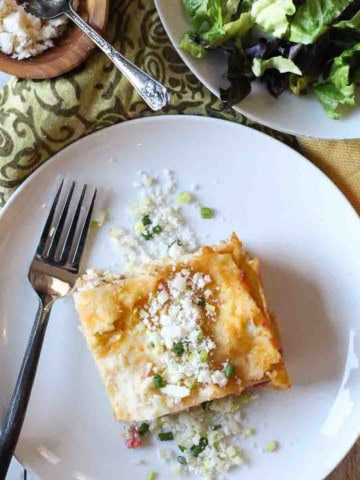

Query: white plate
<box><xmin>154</xmin><ymin>0</ymin><xmax>360</xmax><ymax>140</ymax></box>
<box><xmin>0</xmin><ymin>116</ymin><xmax>359</xmax><ymax>480</ymax></box>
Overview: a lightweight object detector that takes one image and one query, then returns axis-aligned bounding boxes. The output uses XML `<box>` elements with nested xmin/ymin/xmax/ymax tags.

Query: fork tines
<box><xmin>36</xmin><ymin>181</ymin><xmax>96</xmax><ymax>272</ymax></box>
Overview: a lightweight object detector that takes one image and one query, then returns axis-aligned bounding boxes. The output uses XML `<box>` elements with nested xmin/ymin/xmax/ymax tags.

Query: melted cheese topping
<box><xmin>74</xmin><ymin>234</ymin><xmax>291</xmax><ymax>421</ymax></box>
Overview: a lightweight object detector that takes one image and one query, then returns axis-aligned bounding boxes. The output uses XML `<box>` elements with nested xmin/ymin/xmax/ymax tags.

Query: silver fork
<box><xmin>0</xmin><ymin>181</ymin><xmax>96</xmax><ymax>479</ymax></box>
<box><xmin>19</xmin><ymin>0</ymin><xmax>170</xmax><ymax>111</ymax></box>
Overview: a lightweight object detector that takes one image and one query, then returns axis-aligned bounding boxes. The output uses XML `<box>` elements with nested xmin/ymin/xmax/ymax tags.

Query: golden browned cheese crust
<box><xmin>74</xmin><ymin>234</ymin><xmax>290</xmax><ymax>421</ymax></box>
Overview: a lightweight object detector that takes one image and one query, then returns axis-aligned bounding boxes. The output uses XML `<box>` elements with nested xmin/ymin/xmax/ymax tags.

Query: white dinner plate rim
<box><xmin>2</xmin><ymin>115</ymin><xmax>359</xmax><ymax>225</ymax></box>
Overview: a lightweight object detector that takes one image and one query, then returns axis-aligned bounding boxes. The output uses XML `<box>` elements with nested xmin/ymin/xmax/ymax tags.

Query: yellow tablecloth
<box><xmin>299</xmin><ymin>138</ymin><xmax>360</xmax><ymax>213</ymax></box>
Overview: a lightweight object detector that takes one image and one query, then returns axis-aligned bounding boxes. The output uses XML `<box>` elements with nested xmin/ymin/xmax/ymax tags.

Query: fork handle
<box><xmin>66</xmin><ymin>6</ymin><xmax>169</xmax><ymax>111</ymax></box>
<box><xmin>0</xmin><ymin>296</ymin><xmax>53</xmax><ymax>480</ymax></box>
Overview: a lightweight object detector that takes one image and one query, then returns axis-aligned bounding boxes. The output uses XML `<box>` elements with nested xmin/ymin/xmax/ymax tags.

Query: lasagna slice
<box><xmin>74</xmin><ymin>234</ymin><xmax>290</xmax><ymax>421</ymax></box>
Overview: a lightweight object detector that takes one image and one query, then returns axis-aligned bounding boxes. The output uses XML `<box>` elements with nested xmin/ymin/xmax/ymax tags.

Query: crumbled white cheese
<box><xmin>0</xmin><ymin>0</ymin><xmax>67</xmax><ymax>59</ymax></box>
<box><xmin>140</xmin><ymin>270</ymin><xmax>227</xmax><ymax>402</ymax></box>
<box><xmin>110</xmin><ymin>227</ymin><xmax>151</xmax><ymax>270</ymax></box>
<box><xmin>161</xmin><ymin>385</ymin><xmax>190</xmax><ymax>399</ymax></box>
<box><xmin>111</xmin><ymin>170</ymin><xmax>198</xmax><ymax>270</ymax></box>
<box><xmin>148</xmin><ymin>395</ymin><xmax>250</xmax><ymax>478</ymax></box>
<box><xmin>0</xmin><ymin>31</ymin><xmax>12</xmax><ymax>54</ymax></box>
<box><xmin>75</xmin><ymin>268</ymin><xmax>124</xmax><ymax>291</ymax></box>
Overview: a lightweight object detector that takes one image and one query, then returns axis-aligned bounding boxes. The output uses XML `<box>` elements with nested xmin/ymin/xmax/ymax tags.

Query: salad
<box><xmin>180</xmin><ymin>0</ymin><xmax>360</xmax><ymax>119</ymax></box>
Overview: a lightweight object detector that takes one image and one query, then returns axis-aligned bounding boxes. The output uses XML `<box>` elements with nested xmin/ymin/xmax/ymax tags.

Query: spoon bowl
<box><xmin>19</xmin><ymin>0</ymin><xmax>70</xmax><ymax>19</ymax></box>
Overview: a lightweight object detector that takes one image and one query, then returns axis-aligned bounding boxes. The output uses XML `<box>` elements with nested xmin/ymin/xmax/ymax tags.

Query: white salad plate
<box><xmin>155</xmin><ymin>0</ymin><xmax>360</xmax><ymax>140</ymax></box>
<box><xmin>0</xmin><ymin>116</ymin><xmax>359</xmax><ymax>480</ymax></box>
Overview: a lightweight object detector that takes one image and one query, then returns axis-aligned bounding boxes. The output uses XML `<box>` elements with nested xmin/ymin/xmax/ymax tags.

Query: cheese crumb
<box><xmin>148</xmin><ymin>395</ymin><xmax>248</xmax><ymax>478</ymax></box>
<box><xmin>110</xmin><ymin>170</ymin><xmax>198</xmax><ymax>270</ymax></box>
<box><xmin>140</xmin><ymin>270</ymin><xmax>227</xmax><ymax>402</ymax></box>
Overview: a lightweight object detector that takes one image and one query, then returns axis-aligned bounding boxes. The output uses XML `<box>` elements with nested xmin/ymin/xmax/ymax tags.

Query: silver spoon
<box><xmin>20</xmin><ymin>0</ymin><xmax>170</xmax><ymax>111</ymax></box>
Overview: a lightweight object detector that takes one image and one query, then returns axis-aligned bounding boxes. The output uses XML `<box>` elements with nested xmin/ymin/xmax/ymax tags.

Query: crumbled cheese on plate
<box><xmin>129</xmin><ymin>394</ymin><xmax>257</xmax><ymax>479</ymax></box>
<box><xmin>110</xmin><ymin>170</ymin><xmax>198</xmax><ymax>270</ymax></box>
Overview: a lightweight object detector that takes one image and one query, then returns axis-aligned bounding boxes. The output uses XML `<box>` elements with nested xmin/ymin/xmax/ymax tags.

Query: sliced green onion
<box><xmin>178</xmin><ymin>445</ymin><xmax>187</xmax><ymax>452</ymax></box>
<box><xmin>201</xmin><ymin>401</ymin><xmax>211</xmax><ymax>411</ymax></box>
<box><xmin>184</xmin><ymin>377</ymin><xmax>196</xmax><ymax>389</ymax></box>
<box><xmin>142</xmin><ymin>215</ymin><xmax>152</xmax><ymax>226</ymax></box>
<box><xmin>200</xmin><ymin>349</ymin><xmax>208</xmax><ymax>362</ymax></box>
<box><xmin>90</xmin><ymin>210</ymin><xmax>108</xmax><ymax>229</ymax></box>
<box><xmin>200</xmin><ymin>206</ymin><xmax>214</xmax><ymax>219</ymax></box>
<box><xmin>190</xmin><ymin>437</ymin><xmax>208</xmax><ymax>457</ymax></box>
<box><xmin>245</xmin><ymin>428</ymin><xmax>255</xmax><ymax>437</ymax></box>
<box><xmin>147</xmin><ymin>471</ymin><xmax>157</xmax><ymax>480</ymax></box>
<box><xmin>226</xmin><ymin>446</ymin><xmax>238</xmax><ymax>458</ymax></box>
<box><xmin>265</xmin><ymin>441</ymin><xmax>278</xmax><ymax>452</ymax></box>
<box><xmin>141</xmin><ymin>232</ymin><xmax>153</xmax><ymax>241</ymax></box>
<box><xmin>90</xmin><ymin>220</ymin><xmax>101</xmax><ymax>230</ymax></box>
<box><xmin>190</xmin><ymin>445</ymin><xmax>203</xmax><ymax>457</ymax></box>
<box><xmin>153</xmin><ymin>374</ymin><xmax>166</xmax><ymax>389</ymax></box>
<box><xmin>152</xmin><ymin>225</ymin><xmax>162</xmax><ymax>234</ymax></box>
<box><xmin>134</xmin><ymin>221</ymin><xmax>145</xmax><ymax>234</ymax></box>
<box><xmin>177</xmin><ymin>455</ymin><xmax>187</xmax><ymax>465</ymax></box>
<box><xmin>138</xmin><ymin>423</ymin><xmax>149</xmax><ymax>436</ymax></box>
<box><xmin>225</xmin><ymin>364</ymin><xmax>236</xmax><ymax>378</ymax></box>
<box><xmin>199</xmin><ymin>437</ymin><xmax>208</xmax><ymax>448</ymax></box>
<box><xmin>176</xmin><ymin>191</ymin><xmax>192</xmax><ymax>205</ymax></box>
<box><xmin>156</xmin><ymin>418</ymin><xmax>164</xmax><ymax>427</ymax></box>
<box><xmin>173</xmin><ymin>342</ymin><xmax>185</xmax><ymax>357</ymax></box>
<box><xmin>238</xmin><ymin>392</ymin><xmax>252</xmax><ymax>404</ymax></box>
<box><xmin>169</xmin><ymin>239</ymin><xmax>183</xmax><ymax>248</ymax></box>
<box><xmin>158</xmin><ymin>432</ymin><xmax>174</xmax><ymax>441</ymax></box>
<box><xmin>213</xmin><ymin>424</ymin><xmax>222</xmax><ymax>431</ymax></box>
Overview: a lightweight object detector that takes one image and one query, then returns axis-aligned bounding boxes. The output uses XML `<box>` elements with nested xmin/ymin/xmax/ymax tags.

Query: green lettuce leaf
<box><xmin>289</xmin><ymin>74</ymin><xmax>317</xmax><ymax>95</ymax></box>
<box><xmin>179</xmin><ymin>32</ymin><xmax>208</xmax><ymax>57</ymax></box>
<box><xmin>334</xmin><ymin>9</ymin><xmax>360</xmax><ymax>29</ymax></box>
<box><xmin>182</xmin><ymin>0</ymin><xmax>223</xmax><ymax>31</ymax></box>
<box><xmin>252</xmin><ymin>56</ymin><xmax>302</xmax><ymax>76</ymax></box>
<box><xmin>240</xmin><ymin>0</ymin><xmax>255</xmax><ymax>12</ymax></box>
<box><xmin>290</xmin><ymin>0</ymin><xmax>354</xmax><ymax>45</ymax></box>
<box><xmin>251</xmin><ymin>0</ymin><xmax>296</xmax><ymax>38</ymax></box>
<box><xmin>181</xmin><ymin>0</ymin><xmax>253</xmax><ymax>55</ymax></box>
<box><xmin>314</xmin><ymin>83</ymin><xmax>354</xmax><ymax>118</ymax></box>
<box><xmin>203</xmin><ymin>12</ymin><xmax>254</xmax><ymax>45</ymax></box>
<box><xmin>314</xmin><ymin>43</ymin><xmax>360</xmax><ymax>118</ymax></box>
<box><xmin>222</xmin><ymin>0</ymin><xmax>241</xmax><ymax>22</ymax></box>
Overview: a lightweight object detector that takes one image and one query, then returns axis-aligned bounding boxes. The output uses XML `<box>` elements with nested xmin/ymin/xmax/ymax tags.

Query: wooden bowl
<box><xmin>0</xmin><ymin>0</ymin><xmax>109</xmax><ymax>79</ymax></box>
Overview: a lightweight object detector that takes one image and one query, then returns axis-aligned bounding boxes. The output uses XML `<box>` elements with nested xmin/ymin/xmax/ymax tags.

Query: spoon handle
<box><xmin>66</xmin><ymin>6</ymin><xmax>170</xmax><ymax>111</ymax></box>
